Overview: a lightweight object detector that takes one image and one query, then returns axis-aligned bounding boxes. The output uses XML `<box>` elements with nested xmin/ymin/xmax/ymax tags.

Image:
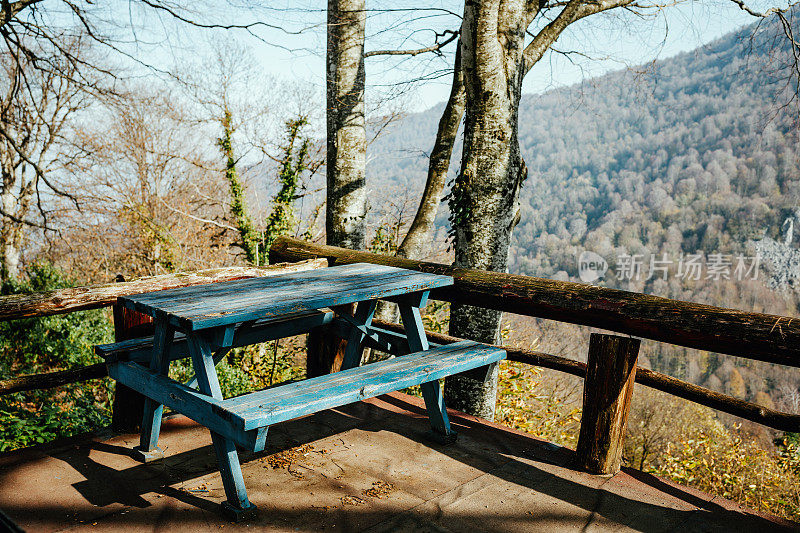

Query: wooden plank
<box><xmin>0</xmin><ymin>259</ymin><xmax>326</xmax><ymax>321</ymax></box>
<box><xmin>398</xmin><ymin>298</ymin><xmax>452</xmax><ymax>437</ymax></box>
<box><xmin>221</xmin><ymin>341</ymin><xmax>506</xmax><ymax>431</ymax></box>
<box><xmin>131</xmin><ymin>265</ymin><xmax>447</xmax><ymax>331</ymax></box>
<box><xmin>340</xmin><ymin>300</ymin><xmax>377</xmax><ymax>370</ymax></box>
<box><xmin>0</xmin><ymin>363</ymin><xmax>107</xmax><ymax>395</ymax></box>
<box><xmin>270</xmin><ymin>236</ymin><xmax>800</xmax><ymax>368</ymax></box>
<box><xmin>111</xmin><ymin>300</ymin><xmax>153</xmax><ymax>433</ymax></box>
<box><xmin>221</xmin><ymin>341</ymin><xmax>497</xmax><ymax>412</ymax></box>
<box><xmin>119</xmin><ymin>263</ymin><xmax>453</xmax><ymax>331</ymax></box>
<box><xmin>186</xmin><ymin>333</ymin><xmax>255</xmax><ymax>510</ymax></box>
<box><xmin>96</xmin><ymin>309</ymin><xmax>334</xmax><ymax>364</ymax></box>
<box><xmin>107</xmin><ymin>361</ymin><xmax>262</xmax><ymax>451</ymax></box>
<box><xmin>575</xmin><ymin>334</ymin><xmax>640</xmax><ymax>475</ymax></box>
<box><xmin>137</xmin><ymin>318</ymin><xmax>174</xmax><ymax>453</ymax></box>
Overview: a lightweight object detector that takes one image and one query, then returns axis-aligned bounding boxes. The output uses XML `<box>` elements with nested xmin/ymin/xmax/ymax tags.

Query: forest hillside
<box><xmin>368</xmin><ymin>18</ymin><xmax>800</xmax><ymax>404</ymax></box>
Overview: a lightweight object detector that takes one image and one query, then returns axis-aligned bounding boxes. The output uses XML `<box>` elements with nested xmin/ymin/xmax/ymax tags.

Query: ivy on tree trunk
<box><xmin>444</xmin><ymin>0</ymin><xmax>528</xmax><ymax>421</ymax></box>
<box><xmin>219</xmin><ymin>111</ymin><xmax>312</xmax><ymax>264</ymax></box>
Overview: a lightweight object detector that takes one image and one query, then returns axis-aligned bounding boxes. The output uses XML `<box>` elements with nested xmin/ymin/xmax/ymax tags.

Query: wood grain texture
<box><xmin>0</xmin><ymin>259</ymin><xmax>326</xmax><ymax>322</ymax></box>
<box><xmin>120</xmin><ymin>263</ymin><xmax>452</xmax><ymax>331</ymax></box>
<box><xmin>270</xmin><ymin>237</ymin><xmax>800</xmax><ymax>368</ymax></box>
<box><xmin>222</xmin><ymin>340</ymin><xmax>505</xmax><ymax>431</ymax></box>
<box><xmin>0</xmin><ymin>363</ymin><xmax>107</xmax><ymax>395</ymax></box>
<box><xmin>97</xmin><ymin>310</ymin><xmax>334</xmax><ymax>364</ymax></box>
<box><xmin>107</xmin><ymin>360</ymin><xmax>263</xmax><ymax>451</ymax></box>
<box><xmin>575</xmin><ymin>334</ymin><xmax>639</xmax><ymax>474</ymax></box>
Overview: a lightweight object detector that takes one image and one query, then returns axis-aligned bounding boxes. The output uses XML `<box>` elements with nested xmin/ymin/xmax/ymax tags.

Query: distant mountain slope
<box><xmin>368</xmin><ymin>18</ymin><xmax>799</xmax><ymax>303</ymax></box>
<box><xmin>368</xmin><ymin>18</ymin><xmax>800</xmax><ymax>392</ymax></box>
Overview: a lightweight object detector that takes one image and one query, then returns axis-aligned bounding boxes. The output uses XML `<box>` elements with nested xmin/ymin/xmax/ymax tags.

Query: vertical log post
<box><xmin>575</xmin><ymin>333</ymin><xmax>640</xmax><ymax>475</ymax></box>
<box><xmin>110</xmin><ymin>276</ymin><xmax>154</xmax><ymax>433</ymax></box>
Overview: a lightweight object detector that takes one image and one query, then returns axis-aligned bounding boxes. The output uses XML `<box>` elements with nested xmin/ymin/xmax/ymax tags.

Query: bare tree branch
<box><xmin>0</xmin><ymin>121</ymin><xmax>80</xmax><ymax>210</ymax></box>
<box><xmin>0</xmin><ymin>0</ymin><xmax>41</xmax><ymax>29</ymax></box>
<box><xmin>365</xmin><ymin>29</ymin><xmax>458</xmax><ymax>58</ymax></box>
<box><xmin>523</xmin><ymin>0</ymin><xmax>635</xmax><ymax>75</ymax></box>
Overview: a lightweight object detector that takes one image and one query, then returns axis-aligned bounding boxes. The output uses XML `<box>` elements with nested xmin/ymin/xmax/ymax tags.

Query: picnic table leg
<box><xmin>340</xmin><ymin>300</ymin><xmax>378</xmax><ymax>370</ymax></box>
<box><xmin>133</xmin><ymin>316</ymin><xmax>173</xmax><ymax>462</ymax></box>
<box><xmin>398</xmin><ymin>293</ymin><xmax>457</xmax><ymax>444</ymax></box>
<box><xmin>187</xmin><ymin>333</ymin><xmax>257</xmax><ymax>521</ymax></box>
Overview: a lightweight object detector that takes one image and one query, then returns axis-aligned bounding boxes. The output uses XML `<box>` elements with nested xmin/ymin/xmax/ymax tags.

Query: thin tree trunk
<box><xmin>366</xmin><ymin>41</ymin><xmax>467</xmax><ymax>356</ymax></box>
<box><xmin>396</xmin><ymin>42</ymin><xmax>465</xmax><ymax>260</ymax></box>
<box><xmin>326</xmin><ymin>0</ymin><xmax>367</xmax><ymax>250</ymax></box>
<box><xmin>444</xmin><ymin>0</ymin><xmax>528</xmax><ymax>421</ymax></box>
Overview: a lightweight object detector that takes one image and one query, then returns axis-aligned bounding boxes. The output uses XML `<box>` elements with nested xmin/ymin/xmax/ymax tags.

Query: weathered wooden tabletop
<box><xmin>118</xmin><ymin>263</ymin><xmax>453</xmax><ymax>331</ymax></box>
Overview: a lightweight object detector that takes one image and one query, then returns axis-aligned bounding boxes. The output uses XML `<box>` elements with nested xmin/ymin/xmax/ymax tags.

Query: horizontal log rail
<box><xmin>0</xmin><ymin>259</ymin><xmax>326</xmax><ymax>321</ymax></box>
<box><xmin>0</xmin><ymin>363</ymin><xmax>107</xmax><ymax>395</ymax></box>
<box><xmin>0</xmin><ymin>259</ymin><xmax>327</xmax><ymax>398</ymax></box>
<box><xmin>270</xmin><ymin>237</ymin><xmax>800</xmax><ymax>369</ymax></box>
<box><xmin>372</xmin><ymin>319</ymin><xmax>800</xmax><ymax>433</ymax></box>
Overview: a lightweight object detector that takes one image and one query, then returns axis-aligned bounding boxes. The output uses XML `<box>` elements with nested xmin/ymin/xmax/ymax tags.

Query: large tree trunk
<box><xmin>312</xmin><ymin>0</ymin><xmax>367</xmax><ymax>376</ymax></box>
<box><xmin>396</xmin><ymin>42</ymin><xmax>465</xmax><ymax>260</ymax></box>
<box><xmin>444</xmin><ymin>0</ymin><xmax>528</xmax><ymax>420</ymax></box>
<box><xmin>326</xmin><ymin>0</ymin><xmax>367</xmax><ymax>250</ymax></box>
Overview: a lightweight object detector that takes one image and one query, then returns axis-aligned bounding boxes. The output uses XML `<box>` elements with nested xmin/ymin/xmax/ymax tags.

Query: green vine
<box><xmin>444</xmin><ymin>165</ymin><xmax>472</xmax><ymax>246</ymax></box>
<box><xmin>219</xmin><ymin>111</ymin><xmax>314</xmax><ymax>264</ymax></box>
<box><xmin>262</xmin><ymin>117</ymin><xmax>312</xmax><ymax>254</ymax></box>
<box><xmin>218</xmin><ymin>109</ymin><xmax>261</xmax><ymax>263</ymax></box>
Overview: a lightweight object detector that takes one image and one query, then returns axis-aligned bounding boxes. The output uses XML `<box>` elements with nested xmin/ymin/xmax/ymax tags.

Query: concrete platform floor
<box><xmin>0</xmin><ymin>392</ymin><xmax>795</xmax><ymax>532</ymax></box>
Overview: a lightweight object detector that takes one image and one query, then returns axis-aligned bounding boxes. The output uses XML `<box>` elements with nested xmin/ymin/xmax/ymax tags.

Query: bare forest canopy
<box><xmin>369</xmin><ymin>16</ymin><xmax>799</xmax><ymax>296</ymax></box>
<box><xmin>366</xmin><ymin>14</ymin><xmax>800</xmax><ymax>404</ymax></box>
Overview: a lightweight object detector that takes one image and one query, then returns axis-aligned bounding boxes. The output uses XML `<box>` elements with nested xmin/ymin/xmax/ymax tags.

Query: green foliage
<box><xmin>168</xmin><ymin>337</ymin><xmax>306</xmax><ymax>401</ymax></box>
<box><xmin>263</xmin><ymin>117</ymin><xmax>313</xmax><ymax>255</ymax></box>
<box><xmin>0</xmin><ymin>389</ymin><xmax>111</xmax><ymax>452</ymax></box>
<box><xmin>774</xmin><ymin>432</ymin><xmax>800</xmax><ymax>474</ymax></box>
<box><xmin>218</xmin><ymin>109</ymin><xmax>261</xmax><ymax>264</ymax></box>
<box><xmin>219</xmin><ymin>111</ymin><xmax>315</xmax><ymax>264</ymax></box>
<box><xmin>369</xmin><ymin>221</ymin><xmax>401</xmax><ymax>256</ymax></box>
<box><xmin>0</xmin><ymin>264</ymin><xmax>114</xmax><ymax>452</ymax></box>
<box><xmin>444</xmin><ymin>167</ymin><xmax>471</xmax><ymax>246</ymax></box>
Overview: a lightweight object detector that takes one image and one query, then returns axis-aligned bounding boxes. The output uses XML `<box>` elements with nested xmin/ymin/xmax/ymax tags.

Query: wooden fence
<box><xmin>1</xmin><ymin>236</ymin><xmax>799</xmax><ymax>476</ymax></box>
<box><xmin>269</xmin><ymin>236</ymin><xmax>800</xmax><ymax>474</ymax></box>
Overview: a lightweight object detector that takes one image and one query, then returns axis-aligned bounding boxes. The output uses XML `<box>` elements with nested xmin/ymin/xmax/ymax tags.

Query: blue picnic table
<box><xmin>97</xmin><ymin>263</ymin><xmax>506</xmax><ymax>520</ymax></box>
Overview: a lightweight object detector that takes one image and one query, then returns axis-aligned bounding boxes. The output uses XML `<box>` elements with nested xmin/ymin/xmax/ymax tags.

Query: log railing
<box><xmin>3</xmin><ymin>236</ymin><xmax>800</xmax><ymax>477</ymax></box>
<box><xmin>0</xmin><ymin>260</ymin><xmax>327</xmax><ymax>403</ymax></box>
<box><xmin>270</xmin><ymin>236</ymin><xmax>800</xmax><ymax>474</ymax></box>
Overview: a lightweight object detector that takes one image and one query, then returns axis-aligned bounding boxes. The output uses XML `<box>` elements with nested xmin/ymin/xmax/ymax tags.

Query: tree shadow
<box><xmin>4</xmin><ymin>393</ymin><xmax>794</xmax><ymax>532</ymax></box>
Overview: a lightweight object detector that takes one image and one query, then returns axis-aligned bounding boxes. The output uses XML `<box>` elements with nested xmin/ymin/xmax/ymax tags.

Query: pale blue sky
<box><xmin>225</xmin><ymin>1</ymin><xmax>782</xmax><ymax>111</ymax></box>
<box><xmin>110</xmin><ymin>1</ymin><xmax>791</xmax><ymax>113</ymax></box>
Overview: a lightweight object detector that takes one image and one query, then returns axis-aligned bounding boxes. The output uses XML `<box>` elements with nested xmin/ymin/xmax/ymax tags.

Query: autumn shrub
<box><xmin>494</xmin><ymin>354</ymin><xmax>800</xmax><ymax>521</ymax></box>
<box><xmin>495</xmin><ymin>361</ymin><xmax>582</xmax><ymax>449</ymax></box>
<box><xmin>627</xmin><ymin>389</ymin><xmax>800</xmax><ymax>521</ymax></box>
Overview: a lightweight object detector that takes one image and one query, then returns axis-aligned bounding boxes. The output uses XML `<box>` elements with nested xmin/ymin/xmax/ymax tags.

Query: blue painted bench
<box><xmin>96</xmin><ymin>263</ymin><xmax>506</xmax><ymax>521</ymax></box>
